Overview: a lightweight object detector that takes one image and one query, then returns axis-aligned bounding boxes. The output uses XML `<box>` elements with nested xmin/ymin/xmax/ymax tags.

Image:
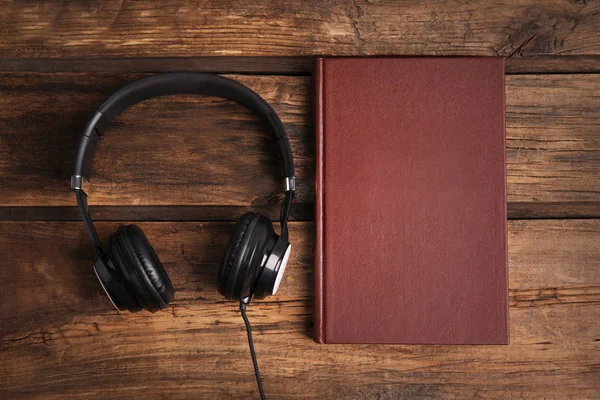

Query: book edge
<box><xmin>500</xmin><ymin>57</ymin><xmax>510</xmax><ymax>344</ymax></box>
<box><xmin>314</xmin><ymin>57</ymin><xmax>325</xmax><ymax>344</ymax></box>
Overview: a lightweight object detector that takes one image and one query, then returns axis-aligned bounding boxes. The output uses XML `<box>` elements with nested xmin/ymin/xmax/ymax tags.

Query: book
<box><xmin>314</xmin><ymin>57</ymin><xmax>508</xmax><ymax>344</ymax></box>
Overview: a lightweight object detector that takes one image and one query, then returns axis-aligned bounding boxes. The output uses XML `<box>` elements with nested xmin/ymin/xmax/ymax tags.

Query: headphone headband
<box><xmin>72</xmin><ymin>73</ymin><xmax>295</xmax><ymax>254</ymax></box>
<box><xmin>73</xmin><ymin>73</ymin><xmax>294</xmax><ymax>182</ymax></box>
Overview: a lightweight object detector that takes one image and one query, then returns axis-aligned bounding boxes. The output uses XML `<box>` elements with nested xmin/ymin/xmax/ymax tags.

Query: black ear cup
<box><xmin>93</xmin><ymin>253</ymin><xmax>141</xmax><ymax>313</ymax></box>
<box><xmin>218</xmin><ymin>213</ymin><xmax>278</xmax><ymax>300</ymax></box>
<box><xmin>109</xmin><ymin>225</ymin><xmax>174</xmax><ymax>312</ymax></box>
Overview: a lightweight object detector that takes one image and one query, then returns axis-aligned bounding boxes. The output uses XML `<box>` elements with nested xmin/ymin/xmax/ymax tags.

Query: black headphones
<box><xmin>71</xmin><ymin>73</ymin><xmax>295</xmax><ymax>313</ymax></box>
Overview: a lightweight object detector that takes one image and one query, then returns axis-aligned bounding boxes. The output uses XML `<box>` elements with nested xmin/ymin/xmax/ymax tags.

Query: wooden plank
<box><xmin>1</xmin><ymin>56</ymin><xmax>599</xmax><ymax>75</ymax></box>
<box><xmin>506</xmin><ymin>74</ymin><xmax>600</xmax><ymax>204</ymax></box>
<box><xmin>0</xmin><ymin>56</ymin><xmax>314</xmax><ymax>75</ymax></box>
<box><xmin>2</xmin><ymin>1</ymin><xmax>600</xmax><ymax>61</ymax></box>
<box><xmin>1</xmin><ymin>220</ymin><xmax>599</xmax><ymax>399</ymax></box>
<box><xmin>0</xmin><ymin>73</ymin><xmax>314</xmax><ymax>214</ymax></box>
<box><xmin>0</xmin><ymin>73</ymin><xmax>599</xmax><ymax>218</ymax></box>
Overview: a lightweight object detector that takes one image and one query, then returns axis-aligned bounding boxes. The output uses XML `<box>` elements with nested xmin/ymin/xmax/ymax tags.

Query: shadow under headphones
<box><xmin>71</xmin><ymin>73</ymin><xmax>295</xmax><ymax>400</ymax></box>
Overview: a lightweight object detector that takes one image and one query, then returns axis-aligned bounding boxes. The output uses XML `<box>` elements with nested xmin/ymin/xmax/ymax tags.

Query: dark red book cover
<box><xmin>314</xmin><ymin>57</ymin><xmax>508</xmax><ymax>344</ymax></box>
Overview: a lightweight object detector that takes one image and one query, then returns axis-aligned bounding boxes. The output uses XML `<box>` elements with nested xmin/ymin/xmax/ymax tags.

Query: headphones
<box><xmin>71</xmin><ymin>73</ymin><xmax>295</xmax><ymax>313</ymax></box>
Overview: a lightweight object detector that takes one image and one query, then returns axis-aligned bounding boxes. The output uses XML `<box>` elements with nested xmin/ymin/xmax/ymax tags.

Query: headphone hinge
<box><xmin>283</xmin><ymin>177</ymin><xmax>295</xmax><ymax>192</ymax></box>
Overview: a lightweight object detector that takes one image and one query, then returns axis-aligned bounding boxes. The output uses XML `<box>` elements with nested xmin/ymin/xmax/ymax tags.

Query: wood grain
<box><xmin>2</xmin><ymin>1</ymin><xmax>600</xmax><ymax>60</ymax></box>
<box><xmin>1</xmin><ymin>220</ymin><xmax>599</xmax><ymax>399</ymax></box>
<box><xmin>506</xmin><ymin>74</ymin><xmax>600</xmax><ymax>204</ymax></box>
<box><xmin>0</xmin><ymin>72</ymin><xmax>599</xmax><ymax>219</ymax></box>
<box><xmin>1</xmin><ymin>1</ymin><xmax>599</xmax><ymax>398</ymax></box>
<box><xmin>0</xmin><ymin>56</ymin><xmax>314</xmax><ymax>75</ymax></box>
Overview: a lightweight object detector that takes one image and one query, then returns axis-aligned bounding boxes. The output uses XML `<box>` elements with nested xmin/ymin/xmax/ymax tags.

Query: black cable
<box><xmin>240</xmin><ymin>302</ymin><xmax>267</xmax><ymax>400</ymax></box>
<box><xmin>280</xmin><ymin>190</ymin><xmax>293</xmax><ymax>233</ymax></box>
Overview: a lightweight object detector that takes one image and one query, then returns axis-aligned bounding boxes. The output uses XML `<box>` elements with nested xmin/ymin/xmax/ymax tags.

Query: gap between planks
<box><xmin>0</xmin><ymin>56</ymin><xmax>600</xmax><ymax>75</ymax></box>
<box><xmin>0</xmin><ymin>203</ymin><xmax>599</xmax><ymax>222</ymax></box>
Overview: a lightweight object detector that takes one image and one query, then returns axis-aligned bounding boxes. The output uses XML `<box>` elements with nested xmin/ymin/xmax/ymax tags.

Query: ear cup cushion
<box><xmin>233</xmin><ymin>215</ymin><xmax>277</xmax><ymax>300</ymax></box>
<box><xmin>109</xmin><ymin>234</ymin><xmax>155</xmax><ymax>312</ymax></box>
<box><xmin>218</xmin><ymin>212</ymin><xmax>258</xmax><ymax>298</ymax></box>
<box><xmin>117</xmin><ymin>225</ymin><xmax>174</xmax><ymax>307</ymax></box>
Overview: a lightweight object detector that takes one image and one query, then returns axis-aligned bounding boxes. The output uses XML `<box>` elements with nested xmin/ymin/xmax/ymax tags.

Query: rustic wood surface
<box><xmin>0</xmin><ymin>73</ymin><xmax>599</xmax><ymax>217</ymax></box>
<box><xmin>1</xmin><ymin>1</ymin><xmax>599</xmax><ymax>399</ymax></box>
<box><xmin>2</xmin><ymin>1</ymin><xmax>600</xmax><ymax>58</ymax></box>
<box><xmin>1</xmin><ymin>220</ymin><xmax>599</xmax><ymax>399</ymax></box>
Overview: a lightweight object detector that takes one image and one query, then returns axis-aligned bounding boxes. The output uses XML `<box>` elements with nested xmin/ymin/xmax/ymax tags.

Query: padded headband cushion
<box><xmin>73</xmin><ymin>73</ymin><xmax>294</xmax><ymax>185</ymax></box>
<box><xmin>100</xmin><ymin>74</ymin><xmax>281</xmax><ymax>133</ymax></box>
<box><xmin>94</xmin><ymin>73</ymin><xmax>293</xmax><ymax>177</ymax></box>
<box><xmin>118</xmin><ymin>225</ymin><xmax>174</xmax><ymax>306</ymax></box>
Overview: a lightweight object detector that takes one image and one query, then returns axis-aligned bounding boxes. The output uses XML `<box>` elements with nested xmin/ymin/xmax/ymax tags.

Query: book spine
<box><xmin>500</xmin><ymin>57</ymin><xmax>510</xmax><ymax>344</ymax></box>
<box><xmin>314</xmin><ymin>58</ymin><xmax>325</xmax><ymax>344</ymax></box>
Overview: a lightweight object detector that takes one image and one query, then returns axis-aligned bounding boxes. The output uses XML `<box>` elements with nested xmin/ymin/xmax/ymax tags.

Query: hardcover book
<box><xmin>314</xmin><ymin>57</ymin><xmax>508</xmax><ymax>344</ymax></box>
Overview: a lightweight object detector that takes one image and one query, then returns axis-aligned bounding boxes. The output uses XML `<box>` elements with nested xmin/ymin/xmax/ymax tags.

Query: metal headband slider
<box><xmin>284</xmin><ymin>177</ymin><xmax>295</xmax><ymax>192</ymax></box>
<box><xmin>71</xmin><ymin>175</ymin><xmax>91</xmax><ymax>196</ymax></box>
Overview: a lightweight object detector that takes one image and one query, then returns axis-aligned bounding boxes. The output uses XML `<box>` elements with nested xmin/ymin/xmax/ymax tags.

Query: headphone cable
<box><xmin>240</xmin><ymin>302</ymin><xmax>267</xmax><ymax>400</ymax></box>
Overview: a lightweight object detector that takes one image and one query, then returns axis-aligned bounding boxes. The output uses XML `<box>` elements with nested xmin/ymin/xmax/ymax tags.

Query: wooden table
<box><xmin>1</xmin><ymin>2</ymin><xmax>599</xmax><ymax>399</ymax></box>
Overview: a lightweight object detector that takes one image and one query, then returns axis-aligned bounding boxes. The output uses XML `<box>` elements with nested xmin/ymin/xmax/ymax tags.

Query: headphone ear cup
<box><xmin>218</xmin><ymin>213</ymin><xmax>277</xmax><ymax>300</ymax></box>
<box><xmin>110</xmin><ymin>232</ymin><xmax>155</xmax><ymax>312</ymax></box>
<box><xmin>111</xmin><ymin>225</ymin><xmax>174</xmax><ymax>312</ymax></box>
<box><xmin>93</xmin><ymin>253</ymin><xmax>141</xmax><ymax>313</ymax></box>
<box><xmin>218</xmin><ymin>213</ymin><xmax>256</xmax><ymax>300</ymax></box>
